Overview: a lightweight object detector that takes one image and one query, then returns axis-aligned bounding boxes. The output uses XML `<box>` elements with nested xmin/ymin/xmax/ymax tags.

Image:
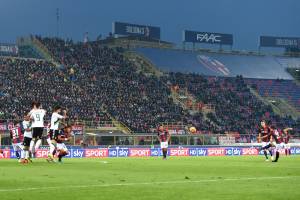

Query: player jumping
<box><xmin>47</xmin><ymin>106</ymin><xmax>67</xmax><ymax>161</ymax></box>
<box><xmin>269</xmin><ymin>126</ymin><xmax>284</xmax><ymax>162</ymax></box>
<box><xmin>157</xmin><ymin>125</ymin><xmax>170</xmax><ymax>160</ymax></box>
<box><xmin>22</xmin><ymin>112</ymin><xmax>33</xmax><ymax>163</ymax></box>
<box><xmin>29</xmin><ymin>101</ymin><xmax>46</xmax><ymax>157</ymax></box>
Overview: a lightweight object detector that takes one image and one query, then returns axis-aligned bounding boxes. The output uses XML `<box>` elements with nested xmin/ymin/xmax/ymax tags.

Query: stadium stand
<box><xmin>0</xmin><ymin>36</ymin><xmax>299</xmax><ymax>135</ymax></box>
<box><xmin>163</xmin><ymin>73</ymin><xmax>299</xmax><ymax>134</ymax></box>
<box><xmin>38</xmin><ymin>37</ymin><xmax>185</xmax><ymax>133</ymax></box>
<box><xmin>245</xmin><ymin>79</ymin><xmax>300</xmax><ymax>112</ymax></box>
<box><xmin>135</xmin><ymin>47</ymin><xmax>293</xmax><ymax>79</ymax></box>
<box><xmin>0</xmin><ymin>57</ymin><xmax>105</xmax><ymax>121</ymax></box>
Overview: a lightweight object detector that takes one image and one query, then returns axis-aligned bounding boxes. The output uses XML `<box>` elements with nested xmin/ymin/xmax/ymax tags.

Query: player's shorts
<box><xmin>285</xmin><ymin>143</ymin><xmax>291</xmax><ymax>149</ymax></box>
<box><xmin>22</xmin><ymin>137</ymin><xmax>32</xmax><ymax>147</ymax></box>
<box><xmin>160</xmin><ymin>142</ymin><xmax>168</xmax><ymax>149</ymax></box>
<box><xmin>275</xmin><ymin>143</ymin><xmax>285</xmax><ymax>150</ymax></box>
<box><xmin>48</xmin><ymin>129</ymin><xmax>59</xmax><ymax>140</ymax></box>
<box><xmin>261</xmin><ymin>142</ymin><xmax>270</xmax><ymax>149</ymax></box>
<box><xmin>32</xmin><ymin>127</ymin><xmax>44</xmax><ymax>139</ymax></box>
<box><xmin>12</xmin><ymin>142</ymin><xmax>23</xmax><ymax>152</ymax></box>
<box><xmin>57</xmin><ymin>143</ymin><xmax>68</xmax><ymax>152</ymax></box>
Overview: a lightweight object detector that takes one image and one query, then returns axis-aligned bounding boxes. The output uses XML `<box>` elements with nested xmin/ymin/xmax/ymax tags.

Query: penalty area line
<box><xmin>0</xmin><ymin>176</ymin><xmax>299</xmax><ymax>192</ymax></box>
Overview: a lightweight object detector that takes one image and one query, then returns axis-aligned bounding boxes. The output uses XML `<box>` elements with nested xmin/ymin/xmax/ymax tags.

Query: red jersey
<box><xmin>158</xmin><ymin>130</ymin><xmax>169</xmax><ymax>142</ymax></box>
<box><xmin>272</xmin><ymin>129</ymin><xmax>284</xmax><ymax>144</ymax></box>
<box><xmin>10</xmin><ymin>127</ymin><xmax>24</xmax><ymax>144</ymax></box>
<box><xmin>258</xmin><ymin>126</ymin><xmax>271</xmax><ymax>142</ymax></box>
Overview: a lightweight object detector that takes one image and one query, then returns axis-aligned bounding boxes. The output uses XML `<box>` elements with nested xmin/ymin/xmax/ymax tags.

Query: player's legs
<box><xmin>22</xmin><ymin>137</ymin><xmax>32</xmax><ymax>163</ymax></box>
<box><xmin>160</xmin><ymin>142</ymin><xmax>168</xmax><ymax>159</ymax></box>
<box><xmin>18</xmin><ymin>143</ymin><xmax>25</xmax><ymax>161</ymax></box>
<box><xmin>57</xmin><ymin>143</ymin><xmax>68</xmax><ymax>163</ymax></box>
<box><xmin>30</xmin><ymin>128</ymin><xmax>38</xmax><ymax>157</ymax></box>
<box><xmin>261</xmin><ymin>142</ymin><xmax>271</xmax><ymax>161</ymax></box>
<box><xmin>12</xmin><ymin>143</ymin><xmax>21</xmax><ymax>160</ymax></box>
<box><xmin>46</xmin><ymin>130</ymin><xmax>56</xmax><ymax>161</ymax></box>
<box><xmin>285</xmin><ymin>144</ymin><xmax>290</xmax><ymax>156</ymax></box>
<box><xmin>272</xmin><ymin>143</ymin><xmax>284</xmax><ymax>162</ymax></box>
<box><xmin>34</xmin><ymin>127</ymin><xmax>44</xmax><ymax>151</ymax></box>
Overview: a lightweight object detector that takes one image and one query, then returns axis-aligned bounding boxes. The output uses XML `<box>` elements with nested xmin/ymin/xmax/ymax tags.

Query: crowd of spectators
<box><xmin>164</xmin><ymin>73</ymin><xmax>299</xmax><ymax>134</ymax></box>
<box><xmin>39</xmin><ymin>37</ymin><xmax>185</xmax><ymax>132</ymax></box>
<box><xmin>1</xmin><ymin>36</ymin><xmax>298</xmax><ymax>134</ymax></box>
<box><xmin>0</xmin><ymin>57</ymin><xmax>106</xmax><ymax>122</ymax></box>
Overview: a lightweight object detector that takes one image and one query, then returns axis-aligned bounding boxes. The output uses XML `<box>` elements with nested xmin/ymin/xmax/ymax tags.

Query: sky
<box><xmin>0</xmin><ymin>0</ymin><xmax>299</xmax><ymax>50</ymax></box>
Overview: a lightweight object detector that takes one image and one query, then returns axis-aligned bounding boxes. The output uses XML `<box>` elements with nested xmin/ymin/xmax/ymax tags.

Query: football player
<box><xmin>10</xmin><ymin>121</ymin><xmax>24</xmax><ymax>162</ymax></box>
<box><xmin>157</xmin><ymin>125</ymin><xmax>170</xmax><ymax>160</ymax></box>
<box><xmin>28</xmin><ymin>101</ymin><xmax>46</xmax><ymax>157</ymax></box>
<box><xmin>269</xmin><ymin>126</ymin><xmax>284</xmax><ymax>162</ymax></box>
<box><xmin>258</xmin><ymin>120</ymin><xmax>273</xmax><ymax>161</ymax></box>
<box><xmin>22</xmin><ymin>112</ymin><xmax>33</xmax><ymax>163</ymax></box>
<box><xmin>56</xmin><ymin>124</ymin><xmax>72</xmax><ymax>163</ymax></box>
<box><xmin>283</xmin><ymin>128</ymin><xmax>292</xmax><ymax>156</ymax></box>
<box><xmin>47</xmin><ymin>106</ymin><xmax>67</xmax><ymax>161</ymax></box>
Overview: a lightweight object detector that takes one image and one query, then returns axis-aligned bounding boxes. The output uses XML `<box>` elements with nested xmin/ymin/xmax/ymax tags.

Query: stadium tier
<box><xmin>0</xmin><ymin>37</ymin><xmax>299</xmax><ymax>134</ymax></box>
<box><xmin>135</xmin><ymin>47</ymin><xmax>294</xmax><ymax>79</ymax></box>
<box><xmin>245</xmin><ymin>79</ymin><xmax>300</xmax><ymax>112</ymax></box>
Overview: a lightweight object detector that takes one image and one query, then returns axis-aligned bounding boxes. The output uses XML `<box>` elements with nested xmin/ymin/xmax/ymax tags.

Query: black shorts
<box><xmin>48</xmin><ymin>129</ymin><xmax>59</xmax><ymax>140</ymax></box>
<box><xmin>32</xmin><ymin>127</ymin><xmax>44</xmax><ymax>139</ymax></box>
<box><xmin>23</xmin><ymin>137</ymin><xmax>32</xmax><ymax>147</ymax></box>
<box><xmin>262</xmin><ymin>143</ymin><xmax>272</xmax><ymax>150</ymax></box>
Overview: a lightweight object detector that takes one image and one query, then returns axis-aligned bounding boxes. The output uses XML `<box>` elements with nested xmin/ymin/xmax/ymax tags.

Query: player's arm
<box><xmin>62</xmin><ymin>109</ymin><xmax>67</xmax><ymax>118</ymax></box>
<box><xmin>258</xmin><ymin>133</ymin><xmax>262</xmax><ymax>142</ymax></box>
<box><xmin>157</xmin><ymin>133</ymin><xmax>161</xmax><ymax>143</ymax></box>
<box><xmin>167</xmin><ymin>132</ymin><xmax>171</xmax><ymax>142</ymax></box>
<box><xmin>258</xmin><ymin>131</ymin><xmax>272</xmax><ymax>140</ymax></box>
<box><xmin>9</xmin><ymin>130</ymin><xmax>13</xmax><ymax>139</ymax></box>
<box><xmin>283</xmin><ymin>128</ymin><xmax>293</xmax><ymax>135</ymax></box>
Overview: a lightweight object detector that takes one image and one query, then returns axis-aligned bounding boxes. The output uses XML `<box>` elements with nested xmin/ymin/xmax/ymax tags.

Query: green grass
<box><xmin>0</xmin><ymin>156</ymin><xmax>300</xmax><ymax>200</ymax></box>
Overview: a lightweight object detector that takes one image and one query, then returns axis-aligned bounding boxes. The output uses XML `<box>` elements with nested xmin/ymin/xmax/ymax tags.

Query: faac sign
<box><xmin>183</xmin><ymin>30</ymin><xmax>233</xmax><ymax>45</ymax></box>
<box><xmin>197</xmin><ymin>33</ymin><xmax>221</xmax><ymax>43</ymax></box>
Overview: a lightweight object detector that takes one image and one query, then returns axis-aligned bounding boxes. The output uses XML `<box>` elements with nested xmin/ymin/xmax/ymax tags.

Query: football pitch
<box><xmin>1</xmin><ymin>156</ymin><xmax>300</xmax><ymax>200</ymax></box>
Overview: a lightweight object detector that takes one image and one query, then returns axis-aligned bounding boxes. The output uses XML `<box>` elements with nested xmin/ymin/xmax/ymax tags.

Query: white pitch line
<box><xmin>0</xmin><ymin>176</ymin><xmax>299</xmax><ymax>192</ymax></box>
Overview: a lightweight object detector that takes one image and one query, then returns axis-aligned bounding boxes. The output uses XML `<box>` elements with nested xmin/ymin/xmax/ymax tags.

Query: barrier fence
<box><xmin>1</xmin><ymin>145</ymin><xmax>300</xmax><ymax>159</ymax></box>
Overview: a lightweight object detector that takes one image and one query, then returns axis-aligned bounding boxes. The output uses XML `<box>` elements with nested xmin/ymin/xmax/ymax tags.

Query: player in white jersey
<box><xmin>22</xmin><ymin>112</ymin><xmax>32</xmax><ymax>163</ymax></box>
<box><xmin>28</xmin><ymin>101</ymin><xmax>46</xmax><ymax>157</ymax></box>
<box><xmin>47</xmin><ymin>106</ymin><xmax>67</xmax><ymax>161</ymax></box>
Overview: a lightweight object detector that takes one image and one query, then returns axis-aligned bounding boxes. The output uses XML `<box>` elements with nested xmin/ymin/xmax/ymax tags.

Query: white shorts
<box><xmin>12</xmin><ymin>143</ymin><xmax>23</xmax><ymax>152</ymax></box>
<box><xmin>56</xmin><ymin>143</ymin><xmax>68</xmax><ymax>152</ymax></box>
<box><xmin>285</xmin><ymin>143</ymin><xmax>290</xmax><ymax>149</ymax></box>
<box><xmin>261</xmin><ymin>142</ymin><xmax>270</xmax><ymax>148</ymax></box>
<box><xmin>275</xmin><ymin>143</ymin><xmax>285</xmax><ymax>150</ymax></box>
<box><xmin>160</xmin><ymin>142</ymin><xmax>168</xmax><ymax>149</ymax></box>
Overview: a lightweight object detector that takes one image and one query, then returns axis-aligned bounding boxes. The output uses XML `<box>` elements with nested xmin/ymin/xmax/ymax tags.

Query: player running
<box><xmin>269</xmin><ymin>126</ymin><xmax>284</xmax><ymax>162</ymax></box>
<box><xmin>157</xmin><ymin>125</ymin><xmax>170</xmax><ymax>160</ymax></box>
<box><xmin>22</xmin><ymin>112</ymin><xmax>33</xmax><ymax>163</ymax></box>
<box><xmin>10</xmin><ymin>121</ymin><xmax>24</xmax><ymax>162</ymax></box>
<box><xmin>29</xmin><ymin>101</ymin><xmax>46</xmax><ymax>157</ymax></box>
<box><xmin>47</xmin><ymin>106</ymin><xmax>67</xmax><ymax>161</ymax></box>
<box><xmin>258</xmin><ymin>120</ymin><xmax>273</xmax><ymax>161</ymax></box>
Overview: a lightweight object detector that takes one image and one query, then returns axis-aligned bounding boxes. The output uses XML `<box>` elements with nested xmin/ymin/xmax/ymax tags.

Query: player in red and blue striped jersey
<box><xmin>10</xmin><ymin>122</ymin><xmax>24</xmax><ymax>162</ymax></box>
